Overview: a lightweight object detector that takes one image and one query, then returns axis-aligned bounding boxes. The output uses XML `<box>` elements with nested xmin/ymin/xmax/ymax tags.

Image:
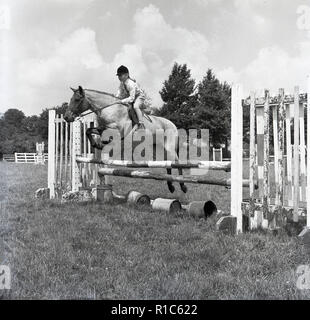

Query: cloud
<box><xmin>20</xmin><ymin>28</ymin><xmax>103</xmax><ymax>85</ymax></box>
<box><xmin>14</xmin><ymin>28</ymin><xmax>103</xmax><ymax>112</ymax></box>
<box><xmin>112</xmin><ymin>44</ymin><xmax>148</xmax><ymax>77</ymax></box>
<box><xmin>5</xmin><ymin>4</ymin><xmax>212</xmax><ymax>113</ymax></box>
<box><xmin>233</xmin><ymin>0</ymin><xmax>262</xmax><ymax>10</ymax></box>
<box><xmin>99</xmin><ymin>11</ymin><xmax>112</xmax><ymax>21</ymax></box>
<box><xmin>193</xmin><ymin>0</ymin><xmax>224</xmax><ymax>6</ymax></box>
<box><xmin>2</xmin><ymin>1</ymin><xmax>307</xmax><ymax>115</ymax></box>
<box><xmin>128</xmin><ymin>5</ymin><xmax>210</xmax><ymax>105</ymax></box>
<box><xmin>105</xmin><ymin>4</ymin><xmax>210</xmax><ymax>106</ymax></box>
<box><xmin>216</xmin><ymin>43</ymin><xmax>310</xmax><ymax>95</ymax></box>
<box><xmin>133</xmin><ymin>5</ymin><xmax>209</xmax><ymax>69</ymax></box>
<box><xmin>46</xmin><ymin>0</ymin><xmax>95</xmax><ymax>6</ymax></box>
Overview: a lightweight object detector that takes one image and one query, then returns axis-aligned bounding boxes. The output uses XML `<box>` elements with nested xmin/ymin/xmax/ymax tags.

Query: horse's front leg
<box><xmin>86</xmin><ymin>127</ymin><xmax>105</xmax><ymax>150</ymax></box>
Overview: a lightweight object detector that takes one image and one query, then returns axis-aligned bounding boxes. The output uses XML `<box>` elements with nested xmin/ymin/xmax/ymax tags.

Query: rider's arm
<box><xmin>115</xmin><ymin>87</ymin><xmax>122</xmax><ymax>99</ymax></box>
<box><xmin>120</xmin><ymin>81</ymin><xmax>136</xmax><ymax>104</ymax></box>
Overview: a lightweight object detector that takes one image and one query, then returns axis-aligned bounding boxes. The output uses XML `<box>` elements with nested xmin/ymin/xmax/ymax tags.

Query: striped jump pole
<box><xmin>76</xmin><ymin>156</ymin><xmax>231</xmax><ymax>172</ymax></box>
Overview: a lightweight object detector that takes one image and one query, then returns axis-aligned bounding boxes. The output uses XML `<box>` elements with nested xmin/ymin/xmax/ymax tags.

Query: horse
<box><xmin>64</xmin><ymin>85</ymin><xmax>187</xmax><ymax>193</ymax></box>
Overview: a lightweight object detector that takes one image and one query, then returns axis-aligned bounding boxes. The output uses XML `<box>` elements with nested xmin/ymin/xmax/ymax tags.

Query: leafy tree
<box><xmin>155</xmin><ymin>63</ymin><xmax>197</xmax><ymax>129</ymax></box>
<box><xmin>3</xmin><ymin>109</ymin><xmax>25</xmax><ymax>126</ymax></box>
<box><xmin>57</xmin><ymin>102</ymin><xmax>69</xmax><ymax>115</ymax></box>
<box><xmin>0</xmin><ymin>103</ymin><xmax>68</xmax><ymax>155</ymax></box>
<box><xmin>37</xmin><ymin>109</ymin><xmax>50</xmax><ymax>141</ymax></box>
<box><xmin>141</xmin><ymin>91</ymin><xmax>153</xmax><ymax>113</ymax></box>
<box><xmin>194</xmin><ymin>69</ymin><xmax>231</xmax><ymax>148</ymax></box>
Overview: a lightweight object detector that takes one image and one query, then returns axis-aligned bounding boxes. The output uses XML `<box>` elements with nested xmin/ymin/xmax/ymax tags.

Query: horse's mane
<box><xmin>85</xmin><ymin>89</ymin><xmax>116</xmax><ymax>98</ymax></box>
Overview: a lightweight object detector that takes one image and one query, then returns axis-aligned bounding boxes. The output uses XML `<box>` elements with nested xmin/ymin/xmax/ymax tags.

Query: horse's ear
<box><xmin>70</xmin><ymin>87</ymin><xmax>76</xmax><ymax>92</ymax></box>
<box><xmin>78</xmin><ymin>86</ymin><xmax>84</xmax><ymax>97</ymax></box>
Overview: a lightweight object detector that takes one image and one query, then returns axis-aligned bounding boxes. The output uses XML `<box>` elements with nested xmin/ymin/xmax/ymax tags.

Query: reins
<box><xmin>76</xmin><ymin>95</ymin><xmax>138</xmax><ymax>141</ymax></box>
<box><xmin>77</xmin><ymin>95</ymin><xmax>124</xmax><ymax>119</ymax></box>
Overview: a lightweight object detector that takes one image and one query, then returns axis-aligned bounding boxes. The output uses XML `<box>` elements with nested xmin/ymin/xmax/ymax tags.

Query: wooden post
<box><xmin>94</xmin><ymin>117</ymin><xmax>100</xmax><ymax>186</ymax></box>
<box><xmin>55</xmin><ymin>114</ymin><xmax>59</xmax><ymax>185</ymax></box>
<box><xmin>69</xmin><ymin>122</ymin><xmax>73</xmax><ymax>188</ymax></box>
<box><xmin>231</xmin><ymin>84</ymin><xmax>243</xmax><ymax>233</ymax></box>
<box><xmin>48</xmin><ymin>110</ymin><xmax>56</xmax><ymax>199</ymax></box>
<box><xmin>72</xmin><ymin>120</ymin><xmax>82</xmax><ymax>192</ymax></box>
<box><xmin>278</xmin><ymin>89</ymin><xmax>285</xmax><ymax>225</ymax></box>
<box><xmin>300</xmin><ymin>99</ymin><xmax>306</xmax><ymax>202</ymax></box>
<box><xmin>249</xmin><ymin>91</ymin><xmax>257</xmax><ymax>227</ymax></box>
<box><xmin>285</xmin><ymin>103</ymin><xmax>293</xmax><ymax>206</ymax></box>
<box><xmin>256</xmin><ymin>105</ymin><xmax>265</xmax><ymax>202</ymax></box>
<box><xmin>64</xmin><ymin>121</ymin><xmax>68</xmax><ymax>184</ymax></box>
<box><xmin>293</xmin><ymin>86</ymin><xmax>300</xmax><ymax>222</ymax></box>
<box><xmin>263</xmin><ymin>90</ymin><xmax>270</xmax><ymax>225</ymax></box>
<box><xmin>83</xmin><ymin>121</ymin><xmax>87</xmax><ymax>186</ymax></box>
<box><xmin>298</xmin><ymin>78</ymin><xmax>310</xmax><ymax>249</ymax></box>
<box><xmin>273</xmin><ymin>104</ymin><xmax>279</xmax><ymax>203</ymax></box>
<box><xmin>59</xmin><ymin>114</ymin><xmax>64</xmax><ymax>187</ymax></box>
<box><xmin>307</xmin><ymin>77</ymin><xmax>310</xmax><ymax>228</ymax></box>
<box><xmin>213</xmin><ymin>148</ymin><xmax>223</xmax><ymax>161</ymax></box>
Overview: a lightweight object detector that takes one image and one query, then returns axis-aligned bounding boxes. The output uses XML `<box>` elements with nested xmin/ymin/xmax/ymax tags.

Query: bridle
<box><xmin>72</xmin><ymin>93</ymin><xmax>137</xmax><ymax>141</ymax></box>
<box><xmin>73</xmin><ymin>94</ymin><xmax>125</xmax><ymax>119</ymax></box>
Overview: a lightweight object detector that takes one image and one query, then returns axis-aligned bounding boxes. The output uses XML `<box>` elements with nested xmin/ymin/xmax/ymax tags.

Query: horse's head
<box><xmin>64</xmin><ymin>86</ymin><xmax>91</xmax><ymax>122</ymax></box>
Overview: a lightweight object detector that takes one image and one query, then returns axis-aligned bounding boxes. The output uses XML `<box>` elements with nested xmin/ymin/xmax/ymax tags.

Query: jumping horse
<box><xmin>64</xmin><ymin>86</ymin><xmax>187</xmax><ymax>193</ymax></box>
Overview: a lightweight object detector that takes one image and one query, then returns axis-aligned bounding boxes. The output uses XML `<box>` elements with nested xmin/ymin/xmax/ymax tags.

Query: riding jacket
<box><xmin>116</xmin><ymin>78</ymin><xmax>145</xmax><ymax>104</ymax></box>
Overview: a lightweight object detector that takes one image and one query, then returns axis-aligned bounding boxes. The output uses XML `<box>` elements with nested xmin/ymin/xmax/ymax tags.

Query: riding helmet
<box><xmin>116</xmin><ymin>65</ymin><xmax>129</xmax><ymax>76</ymax></box>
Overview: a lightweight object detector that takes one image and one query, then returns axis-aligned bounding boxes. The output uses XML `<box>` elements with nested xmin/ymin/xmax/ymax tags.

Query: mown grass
<box><xmin>0</xmin><ymin>162</ymin><xmax>310</xmax><ymax>299</ymax></box>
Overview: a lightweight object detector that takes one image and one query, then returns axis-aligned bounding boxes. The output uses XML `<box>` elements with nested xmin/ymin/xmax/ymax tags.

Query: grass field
<box><xmin>1</xmin><ymin>161</ymin><xmax>310</xmax><ymax>299</ymax></box>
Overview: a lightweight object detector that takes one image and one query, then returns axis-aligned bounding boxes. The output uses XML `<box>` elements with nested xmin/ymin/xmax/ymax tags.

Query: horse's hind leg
<box><xmin>165</xmin><ymin>134</ymin><xmax>187</xmax><ymax>193</ymax></box>
<box><xmin>178</xmin><ymin>168</ymin><xmax>188</xmax><ymax>193</ymax></box>
<box><xmin>165</xmin><ymin>133</ymin><xmax>187</xmax><ymax>193</ymax></box>
<box><xmin>166</xmin><ymin>168</ymin><xmax>175</xmax><ymax>193</ymax></box>
<box><xmin>166</xmin><ymin>168</ymin><xmax>187</xmax><ymax>193</ymax></box>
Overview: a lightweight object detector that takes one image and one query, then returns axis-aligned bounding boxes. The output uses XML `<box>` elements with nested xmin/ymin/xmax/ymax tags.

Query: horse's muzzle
<box><xmin>64</xmin><ymin>111</ymin><xmax>74</xmax><ymax>122</ymax></box>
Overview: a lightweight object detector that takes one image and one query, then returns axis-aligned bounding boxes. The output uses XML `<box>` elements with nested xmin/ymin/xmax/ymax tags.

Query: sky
<box><xmin>1</xmin><ymin>0</ymin><xmax>310</xmax><ymax>115</ymax></box>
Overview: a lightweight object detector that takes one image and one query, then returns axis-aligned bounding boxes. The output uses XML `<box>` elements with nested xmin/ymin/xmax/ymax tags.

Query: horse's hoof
<box><xmin>180</xmin><ymin>184</ymin><xmax>188</xmax><ymax>193</ymax></box>
<box><xmin>168</xmin><ymin>184</ymin><xmax>175</xmax><ymax>193</ymax></box>
<box><xmin>94</xmin><ymin>143</ymin><xmax>103</xmax><ymax>150</ymax></box>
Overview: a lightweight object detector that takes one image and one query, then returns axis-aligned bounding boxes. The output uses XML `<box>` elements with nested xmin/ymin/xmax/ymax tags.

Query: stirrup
<box><xmin>137</xmin><ymin>122</ymin><xmax>145</xmax><ymax>129</ymax></box>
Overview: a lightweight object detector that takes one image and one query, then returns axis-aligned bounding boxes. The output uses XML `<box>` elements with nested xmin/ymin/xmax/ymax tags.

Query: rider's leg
<box><xmin>134</xmin><ymin>97</ymin><xmax>145</xmax><ymax>129</ymax></box>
